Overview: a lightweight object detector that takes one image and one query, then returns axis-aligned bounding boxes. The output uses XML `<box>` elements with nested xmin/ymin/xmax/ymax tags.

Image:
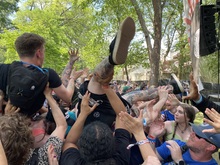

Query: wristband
<box><xmin>127</xmin><ymin>139</ymin><xmax>149</xmax><ymax>149</ymax></box>
<box><xmin>147</xmin><ymin>135</ymin><xmax>156</xmax><ymax>143</ymax></box>
<box><xmin>193</xmin><ymin>94</ymin><xmax>202</xmax><ymax>104</ymax></box>
<box><xmin>143</xmin><ymin>118</ymin><xmax>147</xmax><ymax>126</ymax></box>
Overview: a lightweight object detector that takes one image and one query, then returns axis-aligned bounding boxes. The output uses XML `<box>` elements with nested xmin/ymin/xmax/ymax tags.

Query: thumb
<box><xmin>202</xmin><ymin>128</ymin><xmax>217</xmax><ymax>133</ymax></box>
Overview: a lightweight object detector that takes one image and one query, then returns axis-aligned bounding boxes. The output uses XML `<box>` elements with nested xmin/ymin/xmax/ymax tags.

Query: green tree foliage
<box><xmin>0</xmin><ymin>0</ymin><xmax>19</xmax><ymax>31</ymax></box>
<box><xmin>0</xmin><ymin>0</ymin><xmax>94</xmax><ymax>73</ymax></box>
<box><xmin>0</xmin><ymin>0</ymin><xmax>218</xmax><ymax>83</ymax></box>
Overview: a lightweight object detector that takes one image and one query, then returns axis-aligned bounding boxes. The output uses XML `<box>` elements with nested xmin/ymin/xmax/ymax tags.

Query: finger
<box><xmin>138</xmin><ymin>109</ymin><xmax>143</xmax><ymax>119</ymax></box>
<box><xmin>148</xmin><ymin>99</ymin><xmax>156</xmax><ymax>107</ymax></box>
<box><xmin>203</xmin><ymin>117</ymin><xmax>214</xmax><ymax>125</ymax></box>
<box><xmin>166</xmin><ymin>145</ymin><xmax>173</xmax><ymax>151</ymax></box>
<box><xmin>120</xmin><ymin>112</ymin><xmax>133</xmax><ymax>124</ymax></box>
<box><xmin>202</xmin><ymin>128</ymin><xmax>217</xmax><ymax>133</ymax></box>
<box><xmin>182</xmin><ymin>96</ymin><xmax>189</xmax><ymax>100</ymax></box>
<box><xmin>210</xmin><ymin>108</ymin><xmax>219</xmax><ymax>116</ymax></box>
<box><xmin>15</xmin><ymin>107</ymin><xmax>20</xmax><ymax>113</ymax></box>
<box><xmin>205</xmin><ymin>109</ymin><xmax>217</xmax><ymax>121</ymax></box>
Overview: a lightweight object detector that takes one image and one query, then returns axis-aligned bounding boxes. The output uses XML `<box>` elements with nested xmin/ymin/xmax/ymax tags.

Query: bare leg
<box><xmin>88</xmin><ymin>57</ymin><xmax>114</xmax><ymax>94</ymax></box>
<box><xmin>88</xmin><ymin>17</ymin><xmax>135</xmax><ymax>95</ymax></box>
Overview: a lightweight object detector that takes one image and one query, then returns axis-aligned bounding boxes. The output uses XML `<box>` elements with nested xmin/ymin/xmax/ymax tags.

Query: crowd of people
<box><xmin>0</xmin><ymin>16</ymin><xmax>220</xmax><ymax>165</ymax></box>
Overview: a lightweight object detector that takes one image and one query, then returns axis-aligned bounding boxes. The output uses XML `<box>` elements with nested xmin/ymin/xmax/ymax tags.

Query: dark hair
<box><xmin>180</xmin><ymin>103</ymin><xmax>195</xmax><ymax>123</ymax></box>
<box><xmin>15</xmin><ymin>33</ymin><xmax>45</xmax><ymax>58</ymax></box>
<box><xmin>78</xmin><ymin>121</ymin><xmax>115</xmax><ymax>163</ymax></box>
<box><xmin>0</xmin><ymin>113</ymin><xmax>34</xmax><ymax>165</ymax></box>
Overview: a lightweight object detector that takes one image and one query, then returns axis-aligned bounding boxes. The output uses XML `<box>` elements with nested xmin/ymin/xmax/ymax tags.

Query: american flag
<box><xmin>183</xmin><ymin>0</ymin><xmax>200</xmax><ymax>41</ymax></box>
<box><xmin>183</xmin><ymin>0</ymin><xmax>204</xmax><ymax>90</ymax></box>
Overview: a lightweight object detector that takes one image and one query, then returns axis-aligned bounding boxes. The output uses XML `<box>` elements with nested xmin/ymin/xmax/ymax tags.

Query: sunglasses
<box><xmin>195</xmin><ymin>134</ymin><xmax>213</xmax><ymax>144</ymax></box>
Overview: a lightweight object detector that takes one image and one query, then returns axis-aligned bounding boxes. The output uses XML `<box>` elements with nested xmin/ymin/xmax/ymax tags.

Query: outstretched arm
<box><xmin>44</xmin><ymin>84</ymin><xmax>67</xmax><ymax>141</ymax></box>
<box><xmin>119</xmin><ymin>110</ymin><xmax>159</xmax><ymax>162</ymax></box>
<box><xmin>61</xmin><ymin>49</ymin><xmax>79</xmax><ymax>87</ymax></box>
<box><xmin>62</xmin><ymin>91</ymin><xmax>97</xmax><ymax>152</ymax></box>
<box><xmin>183</xmin><ymin>73</ymin><xmax>220</xmax><ymax>114</ymax></box>
<box><xmin>54</xmin><ymin>67</ymin><xmax>83</xmax><ymax>104</ymax></box>
<box><xmin>0</xmin><ymin>140</ymin><xmax>8</xmax><ymax>165</ymax></box>
<box><xmin>102</xmin><ymin>85</ymin><xmax>127</xmax><ymax>115</ymax></box>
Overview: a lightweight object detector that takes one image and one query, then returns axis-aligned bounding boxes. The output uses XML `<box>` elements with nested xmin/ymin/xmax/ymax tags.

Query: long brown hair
<box><xmin>172</xmin><ymin>103</ymin><xmax>195</xmax><ymax>139</ymax></box>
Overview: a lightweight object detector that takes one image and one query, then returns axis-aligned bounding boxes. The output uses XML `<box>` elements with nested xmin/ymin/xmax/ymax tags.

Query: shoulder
<box><xmin>46</xmin><ymin>68</ymin><xmax>62</xmax><ymax>88</ymax></box>
<box><xmin>60</xmin><ymin>148</ymin><xmax>85</xmax><ymax>165</ymax></box>
<box><xmin>47</xmin><ymin>68</ymin><xmax>59</xmax><ymax>77</ymax></box>
<box><xmin>38</xmin><ymin>136</ymin><xmax>63</xmax><ymax>160</ymax></box>
<box><xmin>164</xmin><ymin>120</ymin><xmax>174</xmax><ymax>128</ymax></box>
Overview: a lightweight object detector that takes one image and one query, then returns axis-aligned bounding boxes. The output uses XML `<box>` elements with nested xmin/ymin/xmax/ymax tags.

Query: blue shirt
<box><xmin>157</xmin><ymin>140</ymin><xmax>218</xmax><ymax>165</ymax></box>
<box><xmin>161</xmin><ymin>110</ymin><xmax>175</xmax><ymax>121</ymax></box>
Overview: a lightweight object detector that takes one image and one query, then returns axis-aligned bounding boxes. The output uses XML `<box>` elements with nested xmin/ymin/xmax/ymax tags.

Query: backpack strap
<box><xmin>21</xmin><ymin>61</ymin><xmax>48</xmax><ymax>74</ymax></box>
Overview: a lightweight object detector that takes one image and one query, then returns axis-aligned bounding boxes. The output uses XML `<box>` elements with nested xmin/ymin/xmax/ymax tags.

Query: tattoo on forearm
<box><xmin>61</xmin><ymin>61</ymin><xmax>74</xmax><ymax>87</ymax></box>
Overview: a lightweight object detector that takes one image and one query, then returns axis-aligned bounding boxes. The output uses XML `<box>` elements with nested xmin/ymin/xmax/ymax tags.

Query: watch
<box><xmin>176</xmin><ymin>160</ymin><xmax>186</xmax><ymax>165</ymax></box>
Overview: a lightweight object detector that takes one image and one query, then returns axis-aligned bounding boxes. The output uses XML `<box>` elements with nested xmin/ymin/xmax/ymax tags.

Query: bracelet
<box><xmin>127</xmin><ymin>139</ymin><xmax>149</xmax><ymax>149</ymax></box>
<box><xmin>147</xmin><ymin>135</ymin><xmax>156</xmax><ymax>143</ymax></box>
<box><xmin>193</xmin><ymin>94</ymin><xmax>202</xmax><ymax>104</ymax></box>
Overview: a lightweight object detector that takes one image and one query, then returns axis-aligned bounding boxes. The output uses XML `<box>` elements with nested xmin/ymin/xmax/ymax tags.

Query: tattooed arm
<box><xmin>61</xmin><ymin>49</ymin><xmax>79</xmax><ymax>87</ymax></box>
<box><xmin>122</xmin><ymin>87</ymin><xmax>159</xmax><ymax>105</ymax></box>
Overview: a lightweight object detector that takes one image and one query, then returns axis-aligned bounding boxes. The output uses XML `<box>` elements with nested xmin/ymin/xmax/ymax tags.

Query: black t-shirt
<box><xmin>0</xmin><ymin>63</ymin><xmax>62</xmax><ymax>115</ymax></box>
<box><xmin>60</xmin><ymin>129</ymin><xmax>130</xmax><ymax>165</ymax></box>
<box><xmin>77</xmin><ymin>81</ymin><xmax>131</xmax><ymax>128</ymax></box>
<box><xmin>0</xmin><ymin>64</ymin><xmax>10</xmax><ymax>94</ymax></box>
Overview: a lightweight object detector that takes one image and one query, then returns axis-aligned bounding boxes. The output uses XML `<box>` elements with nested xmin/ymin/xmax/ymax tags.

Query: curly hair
<box><xmin>78</xmin><ymin>121</ymin><xmax>116</xmax><ymax>164</ymax></box>
<box><xmin>0</xmin><ymin>113</ymin><xmax>34</xmax><ymax>165</ymax></box>
<box><xmin>15</xmin><ymin>33</ymin><xmax>45</xmax><ymax>58</ymax></box>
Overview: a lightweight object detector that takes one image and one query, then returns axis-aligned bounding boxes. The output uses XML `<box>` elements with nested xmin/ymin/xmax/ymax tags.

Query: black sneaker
<box><xmin>169</xmin><ymin>73</ymin><xmax>184</xmax><ymax>94</ymax></box>
<box><xmin>109</xmin><ymin>17</ymin><xmax>135</xmax><ymax>65</ymax></box>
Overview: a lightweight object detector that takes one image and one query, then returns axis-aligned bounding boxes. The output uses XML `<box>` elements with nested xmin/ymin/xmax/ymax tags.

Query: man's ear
<box><xmin>206</xmin><ymin>143</ymin><xmax>217</xmax><ymax>152</ymax></box>
<box><xmin>35</xmin><ymin>49</ymin><xmax>42</xmax><ymax>58</ymax></box>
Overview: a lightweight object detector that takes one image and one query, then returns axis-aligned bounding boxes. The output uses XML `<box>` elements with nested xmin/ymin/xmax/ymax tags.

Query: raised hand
<box><xmin>4</xmin><ymin>100</ymin><xmax>20</xmax><ymax>114</ymax></box>
<box><xmin>203</xmin><ymin>108</ymin><xmax>220</xmax><ymax>133</ymax></box>
<box><xmin>80</xmin><ymin>91</ymin><xmax>97</xmax><ymax>116</ymax></box>
<box><xmin>182</xmin><ymin>72</ymin><xmax>200</xmax><ymax>101</ymax></box>
<box><xmin>44</xmin><ymin>83</ymin><xmax>52</xmax><ymax>97</ymax></box>
<box><xmin>68</xmin><ymin>49</ymin><xmax>79</xmax><ymax>62</ymax></box>
<box><xmin>148</xmin><ymin>120</ymin><xmax>165</xmax><ymax>138</ymax></box>
<box><xmin>81</xmin><ymin>68</ymin><xmax>89</xmax><ymax>79</ymax></box>
<box><xmin>158</xmin><ymin>86</ymin><xmax>169</xmax><ymax>101</ymax></box>
<box><xmin>143</xmin><ymin>99</ymin><xmax>160</xmax><ymax>124</ymax></box>
<box><xmin>168</xmin><ymin>94</ymin><xmax>180</xmax><ymax>106</ymax></box>
<box><xmin>70</xmin><ymin>67</ymin><xmax>84</xmax><ymax>81</ymax></box>
<box><xmin>119</xmin><ymin>110</ymin><xmax>143</xmax><ymax>135</ymax></box>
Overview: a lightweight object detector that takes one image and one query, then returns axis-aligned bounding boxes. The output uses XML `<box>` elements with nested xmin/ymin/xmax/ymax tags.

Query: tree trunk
<box><xmin>125</xmin><ymin>65</ymin><xmax>129</xmax><ymax>81</ymax></box>
<box><xmin>131</xmin><ymin>0</ymin><xmax>162</xmax><ymax>86</ymax></box>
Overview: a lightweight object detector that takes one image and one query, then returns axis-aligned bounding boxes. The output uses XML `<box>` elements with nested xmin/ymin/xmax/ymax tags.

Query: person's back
<box><xmin>0</xmin><ymin>33</ymin><xmax>79</xmax><ymax>117</ymax></box>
